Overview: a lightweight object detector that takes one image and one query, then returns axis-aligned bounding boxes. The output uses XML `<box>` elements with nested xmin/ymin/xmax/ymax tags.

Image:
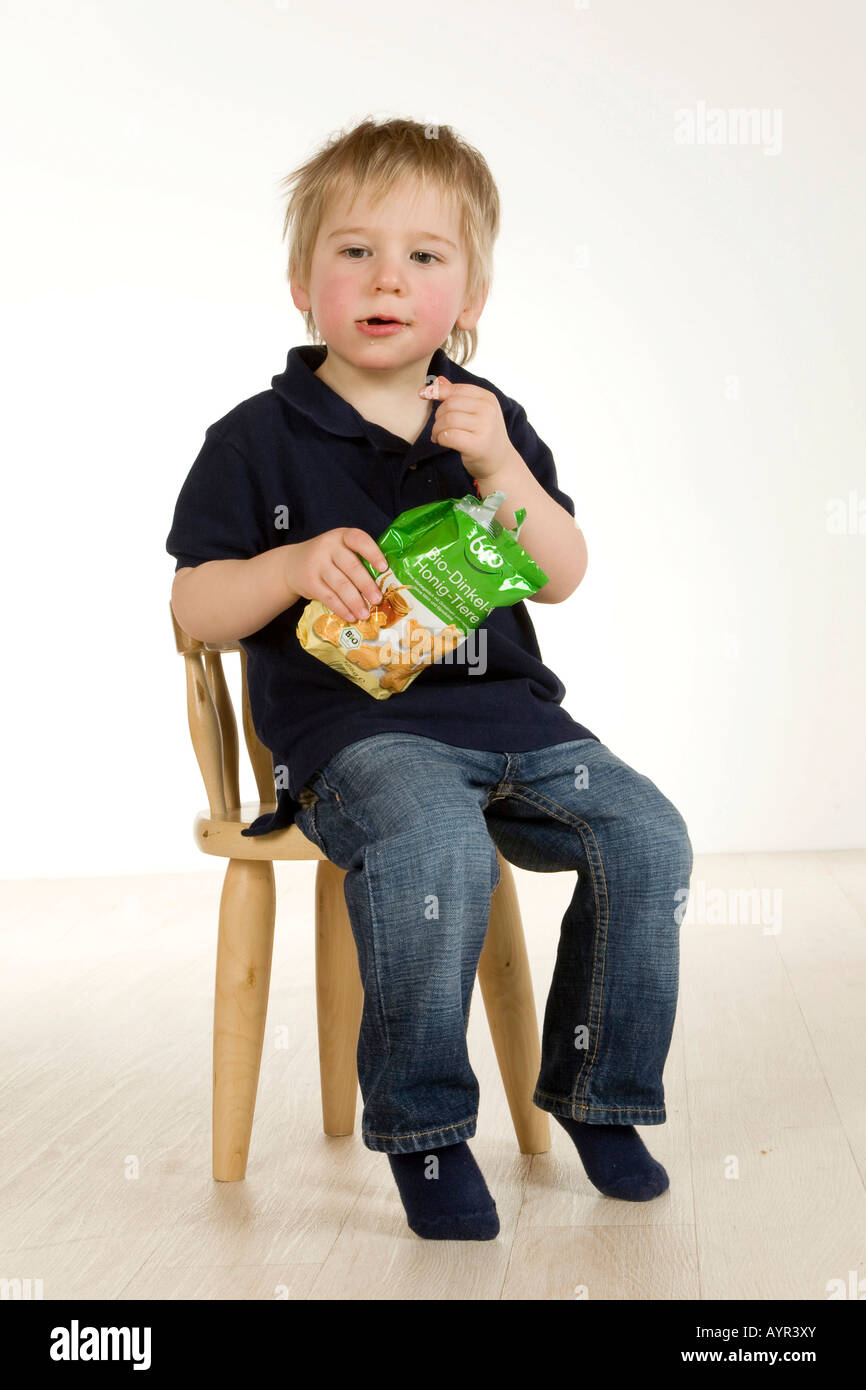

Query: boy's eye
<box><xmin>339</xmin><ymin>247</ymin><xmax>440</xmax><ymax>264</ymax></box>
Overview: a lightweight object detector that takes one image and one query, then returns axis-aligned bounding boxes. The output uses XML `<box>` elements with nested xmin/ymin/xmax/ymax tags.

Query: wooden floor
<box><xmin>1</xmin><ymin>850</ymin><xmax>864</xmax><ymax>1301</ymax></box>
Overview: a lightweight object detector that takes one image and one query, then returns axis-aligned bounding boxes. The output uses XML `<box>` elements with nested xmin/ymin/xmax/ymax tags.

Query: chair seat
<box><xmin>194</xmin><ymin>802</ymin><xmax>325</xmax><ymax>861</ymax></box>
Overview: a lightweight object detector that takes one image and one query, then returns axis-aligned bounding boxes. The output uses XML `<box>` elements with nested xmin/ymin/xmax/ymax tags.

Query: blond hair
<box><xmin>277</xmin><ymin>116</ymin><xmax>500</xmax><ymax>366</ymax></box>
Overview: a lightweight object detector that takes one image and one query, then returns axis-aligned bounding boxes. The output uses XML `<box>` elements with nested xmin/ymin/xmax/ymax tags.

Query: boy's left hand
<box><xmin>420</xmin><ymin>376</ymin><xmax>516</xmax><ymax>479</ymax></box>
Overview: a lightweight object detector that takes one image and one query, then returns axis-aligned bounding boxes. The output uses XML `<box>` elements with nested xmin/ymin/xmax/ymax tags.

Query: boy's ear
<box><xmin>455</xmin><ymin>281</ymin><xmax>489</xmax><ymax>333</ymax></box>
<box><xmin>290</xmin><ymin>277</ymin><xmax>312</xmax><ymax>314</ymax></box>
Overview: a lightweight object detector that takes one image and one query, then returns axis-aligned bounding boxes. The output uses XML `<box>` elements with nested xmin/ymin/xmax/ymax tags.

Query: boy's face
<box><xmin>292</xmin><ymin>177</ymin><xmax>485</xmax><ymax>374</ymax></box>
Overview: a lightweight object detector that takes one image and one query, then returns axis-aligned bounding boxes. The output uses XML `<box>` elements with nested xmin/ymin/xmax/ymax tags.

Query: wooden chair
<box><xmin>170</xmin><ymin>605</ymin><xmax>551</xmax><ymax>1181</ymax></box>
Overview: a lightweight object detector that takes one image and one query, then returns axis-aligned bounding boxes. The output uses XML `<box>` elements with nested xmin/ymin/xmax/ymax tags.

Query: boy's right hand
<box><xmin>285</xmin><ymin>528</ymin><xmax>389</xmax><ymax>625</ymax></box>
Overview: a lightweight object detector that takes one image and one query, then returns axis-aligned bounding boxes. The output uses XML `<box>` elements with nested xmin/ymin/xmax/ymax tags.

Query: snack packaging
<box><xmin>296</xmin><ymin>490</ymin><xmax>549</xmax><ymax>699</ymax></box>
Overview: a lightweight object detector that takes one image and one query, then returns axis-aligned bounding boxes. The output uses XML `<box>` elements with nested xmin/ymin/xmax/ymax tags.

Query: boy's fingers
<box><xmin>326</xmin><ymin>563</ymin><xmax>370</xmax><ymax>622</ymax></box>
<box><xmin>419</xmin><ymin>377</ymin><xmax>485</xmax><ymax>400</ymax></box>
<box><xmin>418</xmin><ymin>377</ymin><xmax>444</xmax><ymax>400</ymax></box>
<box><xmin>418</xmin><ymin>375</ymin><xmax>454</xmax><ymax>400</ymax></box>
<box><xmin>343</xmin><ymin>527</ymin><xmax>388</xmax><ymax>572</ymax></box>
<box><xmin>351</xmin><ymin>557</ymin><xmax>386</xmax><ymax>609</ymax></box>
<box><xmin>320</xmin><ymin>581</ymin><xmax>355</xmax><ymax>624</ymax></box>
<box><xmin>322</xmin><ymin>588</ymin><xmax>355</xmax><ymax>624</ymax></box>
<box><xmin>333</xmin><ymin>553</ymin><xmax>383</xmax><ymax>614</ymax></box>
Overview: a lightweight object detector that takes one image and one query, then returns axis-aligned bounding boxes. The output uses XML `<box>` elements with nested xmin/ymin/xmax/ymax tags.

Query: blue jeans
<box><xmin>294</xmin><ymin>733</ymin><xmax>694</xmax><ymax>1155</ymax></box>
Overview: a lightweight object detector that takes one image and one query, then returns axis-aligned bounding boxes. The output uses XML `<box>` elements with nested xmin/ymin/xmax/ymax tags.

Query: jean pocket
<box><xmin>302</xmin><ymin>803</ymin><xmax>335</xmax><ymax>858</ymax></box>
<box><xmin>295</xmin><ymin>776</ymin><xmax>331</xmax><ymax>855</ymax></box>
<box><xmin>300</xmin><ymin>767</ymin><xmax>373</xmax><ymax>866</ymax></box>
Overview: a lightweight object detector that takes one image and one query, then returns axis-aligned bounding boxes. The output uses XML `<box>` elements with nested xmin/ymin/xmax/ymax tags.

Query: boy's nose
<box><xmin>369</xmin><ymin>265</ymin><xmax>407</xmax><ymax>288</ymax></box>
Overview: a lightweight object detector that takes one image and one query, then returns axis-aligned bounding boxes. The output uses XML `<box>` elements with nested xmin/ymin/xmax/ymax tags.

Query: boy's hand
<box><xmin>287</xmin><ymin>528</ymin><xmax>388</xmax><ymax>625</ymax></box>
<box><xmin>420</xmin><ymin>376</ymin><xmax>515</xmax><ymax>478</ymax></box>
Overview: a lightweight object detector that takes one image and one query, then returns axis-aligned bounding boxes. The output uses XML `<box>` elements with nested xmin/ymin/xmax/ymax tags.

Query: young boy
<box><xmin>166</xmin><ymin>117</ymin><xmax>694</xmax><ymax>1242</ymax></box>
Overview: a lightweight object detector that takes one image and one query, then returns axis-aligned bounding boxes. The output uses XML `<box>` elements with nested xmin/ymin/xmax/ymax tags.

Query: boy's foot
<box><xmin>553</xmin><ymin>1115</ymin><xmax>670</xmax><ymax>1201</ymax></box>
<box><xmin>387</xmin><ymin>1139</ymin><xmax>500</xmax><ymax>1240</ymax></box>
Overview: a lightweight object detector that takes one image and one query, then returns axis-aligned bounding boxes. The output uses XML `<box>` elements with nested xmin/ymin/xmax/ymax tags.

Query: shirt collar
<box><xmin>270</xmin><ymin>343</ymin><xmax>457</xmax><ymax>462</ymax></box>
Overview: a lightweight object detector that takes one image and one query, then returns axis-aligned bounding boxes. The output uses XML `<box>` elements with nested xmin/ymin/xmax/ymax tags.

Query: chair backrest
<box><xmin>170</xmin><ymin>604</ymin><xmax>275</xmax><ymax>818</ymax></box>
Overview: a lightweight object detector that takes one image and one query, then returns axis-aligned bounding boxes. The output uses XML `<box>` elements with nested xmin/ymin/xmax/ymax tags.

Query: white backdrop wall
<box><xmin>2</xmin><ymin>0</ymin><xmax>864</xmax><ymax>878</ymax></box>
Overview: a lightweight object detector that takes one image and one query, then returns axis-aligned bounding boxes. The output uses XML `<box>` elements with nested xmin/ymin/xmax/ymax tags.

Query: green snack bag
<box><xmin>296</xmin><ymin>490</ymin><xmax>549</xmax><ymax>699</ymax></box>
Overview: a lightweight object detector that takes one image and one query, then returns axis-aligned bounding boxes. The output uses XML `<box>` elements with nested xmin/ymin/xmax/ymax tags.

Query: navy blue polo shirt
<box><xmin>166</xmin><ymin>343</ymin><xmax>600</xmax><ymax>836</ymax></box>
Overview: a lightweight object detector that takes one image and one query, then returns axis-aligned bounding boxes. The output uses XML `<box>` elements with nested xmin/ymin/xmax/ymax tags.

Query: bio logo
<box><xmin>464</xmin><ymin>533</ymin><xmax>503</xmax><ymax>572</ymax></box>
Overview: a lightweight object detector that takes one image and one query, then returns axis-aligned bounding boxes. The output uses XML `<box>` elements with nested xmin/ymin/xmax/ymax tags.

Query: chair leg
<box><xmin>315</xmin><ymin>860</ymin><xmax>364</xmax><ymax>1136</ymax></box>
<box><xmin>213</xmin><ymin>857</ymin><xmax>276</xmax><ymax>1181</ymax></box>
<box><xmin>478</xmin><ymin>852</ymin><xmax>551</xmax><ymax>1155</ymax></box>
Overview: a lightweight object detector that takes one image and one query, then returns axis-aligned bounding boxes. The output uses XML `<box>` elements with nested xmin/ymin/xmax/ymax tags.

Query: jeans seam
<box><xmin>499</xmin><ymin>782</ymin><xmax>610</xmax><ymax>1116</ymax></box>
<box><xmin>491</xmin><ymin>850</ymin><xmax>501</xmax><ymax>892</ymax></box>
<box><xmin>363</xmin><ymin>1113</ymin><xmax>478</xmax><ymax>1140</ymax></box>
<box><xmin>362</xmin><ymin>841</ymin><xmax>393</xmax><ymax>1055</ymax></box>
<box><xmin>534</xmin><ymin>1089</ymin><xmax>665</xmax><ymax>1113</ymax></box>
<box><xmin>308</xmin><ymin>805</ymin><xmax>327</xmax><ymax>854</ymax></box>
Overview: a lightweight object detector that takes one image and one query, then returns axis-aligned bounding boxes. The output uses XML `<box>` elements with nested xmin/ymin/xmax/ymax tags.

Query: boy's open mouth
<box><xmin>356</xmin><ymin>317</ymin><xmax>408</xmax><ymax>337</ymax></box>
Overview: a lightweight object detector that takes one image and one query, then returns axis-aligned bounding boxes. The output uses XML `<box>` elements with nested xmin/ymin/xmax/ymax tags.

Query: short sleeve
<box><xmin>504</xmin><ymin>402</ymin><xmax>576</xmax><ymax>519</ymax></box>
<box><xmin>166</xmin><ymin>426</ymin><xmax>271</xmax><ymax>572</ymax></box>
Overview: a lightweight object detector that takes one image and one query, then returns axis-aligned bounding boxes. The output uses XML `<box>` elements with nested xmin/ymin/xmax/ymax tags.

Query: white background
<box><xmin>2</xmin><ymin>0</ymin><xmax>864</xmax><ymax>878</ymax></box>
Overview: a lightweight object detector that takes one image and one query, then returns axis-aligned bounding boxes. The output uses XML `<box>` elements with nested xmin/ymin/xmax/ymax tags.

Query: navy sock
<box><xmin>387</xmin><ymin>1140</ymin><xmax>500</xmax><ymax>1240</ymax></box>
<box><xmin>554</xmin><ymin>1115</ymin><xmax>670</xmax><ymax>1201</ymax></box>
